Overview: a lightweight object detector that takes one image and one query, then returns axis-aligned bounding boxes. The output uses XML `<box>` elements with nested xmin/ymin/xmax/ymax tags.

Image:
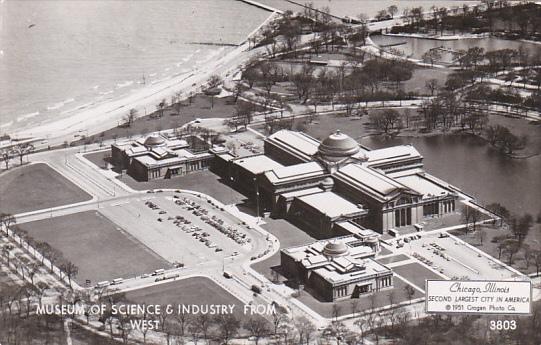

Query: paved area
<box><xmin>390</xmin><ymin>232</ymin><xmax>521</xmax><ymax>280</ymax></box>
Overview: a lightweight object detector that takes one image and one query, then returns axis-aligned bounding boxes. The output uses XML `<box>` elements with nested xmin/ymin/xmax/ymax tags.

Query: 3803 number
<box><xmin>489</xmin><ymin>320</ymin><xmax>517</xmax><ymax>331</ymax></box>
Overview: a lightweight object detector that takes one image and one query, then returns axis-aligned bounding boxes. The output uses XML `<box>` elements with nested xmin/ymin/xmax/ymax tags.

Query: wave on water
<box><xmin>16</xmin><ymin>111</ymin><xmax>40</xmax><ymax>122</ymax></box>
<box><xmin>0</xmin><ymin>121</ymin><xmax>13</xmax><ymax>129</ymax></box>
<box><xmin>92</xmin><ymin>85</ymin><xmax>100</xmax><ymax>90</ymax></box>
<box><xmin>47</xmin><ymin>98</ymin><xmax>75</xmax><ymax>111</ymax></box>
<box><xmin>99</xmin><ymin>90</ymin><xmax>114</xmax><ymax>96</ymax></box>
<box><xmin>60</xmin><ymin>101</ymin><xmax>95</xmax><ymax>115</ymax></box>
<box><xmin>116</xmin><ymin>80</ymin><xmax>134</xmax><ymax>88</ymax></box>
<box><xmin>149</xmin><ymin>73</ymin><xmax>157</xmax><ymax>77</ymax></box>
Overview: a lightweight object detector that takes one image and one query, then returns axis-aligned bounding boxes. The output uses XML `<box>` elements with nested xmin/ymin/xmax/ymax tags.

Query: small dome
<box><xmin>144</xmin><ymin>135</ymin><xmax>166</xmax><ymax>147</ymax></box>
<box><xmin>323</xmin><ymin>240</ymin><xmax>349</xmax><ymax>257</ymax></box>
<box><xmin>318</xmin><ymin>130</ymin><xmax>360</xmax><ymax>162</ymax></box>
<box><xmin>321</xmin><ymin>177</ymin><xmax>334</xmax><ymax>187</ymax></box>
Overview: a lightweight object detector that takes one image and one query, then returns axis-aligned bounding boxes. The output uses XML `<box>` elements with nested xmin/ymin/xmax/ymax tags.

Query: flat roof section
<box><xmin>297</xmin><ymin>191</ymin><xmax>365</xmax><ymax>218</ymax></box>
<box><xmin>335</xmin><ymin>164</ymin><xmax>406</xmax><ymax>199</ymax></box>
<box><xmin>233</xmin><ymin>155</ymin><xmax>284</xmax><ymax>175</ymax></box>
<box><xmin>265</xmin><ymin>162</ymin><xmax>325</xmax><ymax>184</ymax></box>
<box><xmin>394</xmin><ymin>174</ymin><xmax>450</xmax><ymax>199</ymax></box>
<box><xmin>365</xmin><ymin>145</ymin><xmax>422</xmax><ymax>165</ymax></box>
<box><xmin>265</xmin><ymin>130</ymin><xmax>320</xmax><ymax>160</ymax></box>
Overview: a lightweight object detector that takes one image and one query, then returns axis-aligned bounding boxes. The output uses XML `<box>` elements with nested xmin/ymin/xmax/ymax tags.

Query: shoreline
<box><xmin>11</xmin><ymin>11</ymin><xmax>278</xmax><ymax>148</ymax></box>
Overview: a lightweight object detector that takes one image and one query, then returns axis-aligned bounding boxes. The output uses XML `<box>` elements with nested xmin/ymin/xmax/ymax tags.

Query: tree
<box><xmin>294</xmin><ymin>316</ymin><xmax>316</xmax><ymax>345</ymax></box>
<box><xmin>207</xmin><ymin>74</ymin><xmax>223</xmax><ymax>89</ymax></box>
<box><xmin>486</xmin><ymin>204</ymin><xmax>510</xmax><ymax>226</ymax></box>
<box><xmin>404</xmin><ymin>285</ymin><xmax>416</xmax><ymax>304</ymax></box>
<box><xmin>532</xmin><ymin>249</ymin><xmax>541</xmax><ymax>275</ymax></box>
<box><xmin>369</xmin><ymin>109</ymin><xmax>401</xmax><ymax>134</ymax></box>
<box><xmin>422</xmin><ymin>49</ymin><xmax>442</xmax><ymax>67</ymax></box>
<box><xmin>214</xmin><ymin>314</ymin><xmax>240</xmax><ymax>344</ymax></box>
<box><xmin>271</xmin><ymin>310</ymin><xmax>287</xmax><ymax>335</ymax></box>
<box><xmin>1</xmin><ymin>148</ymin><xmax>13</xmax><ymax>170</ymax></box>
<box><xmin>0</xmin><ymin>213</ymin><xmax>16</xmax><ymax>235</ymax></box>
<box><xmin>12</xmin><ymin>143</ymin><xmax>34</xmax><ymax>166</ymax></box>
<box><xmin>291</xmin><ymin>65</ymin><xmax>315</xmax><ymax>103</ymax></box>
<box><xmin>59</xmin><ymin>261</ymin><xmax>78</xmax><ymax>288</ymax></box>
<box><xmin>425</xmin><ymin>79</ymin><xmax>439</xmax><ymax>96</ymax></box>
<box><xmin>172</xmin><ymin>92</ymin><xmax>183</xmax><ymax>114</ymax></box>
<box><xmin>123</xmin><ymin>108</ymin><xmax>137</xmax><ymax>127</ymax></box>
<box><xmin>155</xmin><ymin>99</ymin><xmax>168</xmax><ymax>118</ymax></box>
<box><xmin>462</xmin><ymin>206</ymin><xmax>482</xmax><ymax>232</ymax></box>
<box><xmin>388</xmin><ymin>5</ymin><xmax>398</xmax><ymax>18</ymax></box>
<box><xmin>245</xmin><ymin>317</ymin><xmax>270</xmax><ymax>345</ymax></box>
<box><xmin>502</xmin><ymin>238</ymin><xmax>520</xmax><ymax>264</ymax></box>
<box><xmin>510</xmin><ymin>214</ymin><xmax>533</xmax><ymax>243</ymax></box>
<box><xmin>233</xmin><ymin>82</ymin><xmax>247</xmax><ymax>103</ymax></box>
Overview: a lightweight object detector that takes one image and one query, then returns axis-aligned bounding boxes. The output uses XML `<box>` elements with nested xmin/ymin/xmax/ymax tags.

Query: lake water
<box><xmin>0</xmin><ymin>0</ymin><xmax>270</xmax><ymax>133</ymax></box>
<box><xmin>360</xmin><ymin>135</ymin><xmax>541</xmax><ymax>216</ymax></box>
<box><xmin>370</xmin><ymin>35</ymin><xmax>541</xmax><ymax>62</ymax></box>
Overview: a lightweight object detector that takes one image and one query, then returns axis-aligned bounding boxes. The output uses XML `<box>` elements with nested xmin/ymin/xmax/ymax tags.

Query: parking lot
<box><xmin>99</xmin><ymin>192</ymin><xmax>265</xmax><ymax>268</ymax></box>
<box><xmin>388</xmin><ymin>232</ymin><xmax>520</xmax><ymax>280</ymax></box>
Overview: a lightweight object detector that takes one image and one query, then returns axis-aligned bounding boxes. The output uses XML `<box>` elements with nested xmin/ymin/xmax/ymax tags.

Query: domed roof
<box><xmin>318</xmin><ymin>130</ymin><xmax>360</xmax><ymax>162</ymax></box>
<box><xmin>320</xmin><ymin>177</ymin><xmax>334</xmax><ymax>187</ymax></box>
<box><xmin>144</xmin><ymin>135</ymin><xmax>166</xmax><ymax>147</ymax></box>
<box><xmin>323</xmin><ymin>240</ymin><xmax>349</xmax><ymax>257</ymax></box>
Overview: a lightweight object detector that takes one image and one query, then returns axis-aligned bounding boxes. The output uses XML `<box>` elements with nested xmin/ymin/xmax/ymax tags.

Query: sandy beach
<box><xmin>13</xmin><ymin>10</ymin><xmax>279</xmax><ymax>148</ymax></box>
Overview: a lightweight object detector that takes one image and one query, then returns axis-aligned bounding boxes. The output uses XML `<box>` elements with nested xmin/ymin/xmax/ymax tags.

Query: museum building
<box><xmin>111</xmin><ymin>133</ymin><xmax>220</xmax><ymax>181</ymax></box>
<box><xmin>213</xmin><ymin>129</ymin><xmax>460</xmax><ymax>237</ymax></box>
<box><xmin>281</xmin><ymin>235</ymin><xmax>393</xmax><ymax>301</ymax></box>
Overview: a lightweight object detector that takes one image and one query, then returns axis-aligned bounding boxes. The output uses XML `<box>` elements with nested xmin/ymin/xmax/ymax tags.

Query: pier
<box><xmin>237</xmin><ymin>0</ymin><xmax>283</xmax><ymax>14</ymax></box>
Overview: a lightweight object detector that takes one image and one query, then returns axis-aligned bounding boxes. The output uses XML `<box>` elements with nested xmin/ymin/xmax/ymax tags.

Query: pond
<box><xmin>360</xmin><ymin>134</ymin><xmax>541</xmax><ymax>216</ymax></box>
<box><xmin>370</xmin><ymin>35</ymin><xmax>541</xmax><ymax>63</ymax></box>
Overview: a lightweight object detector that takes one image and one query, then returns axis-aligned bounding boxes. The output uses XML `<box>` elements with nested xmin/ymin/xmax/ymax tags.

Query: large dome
<box><xmin>144</xmin><ymin>135</ymin><xmax>166</xmax><ymax>147</ymax></box>
<box><xmin>323</xmin><ymin>240</ymin><xmax>349</xmax><ymax>257</ymax></box>
<box><xmin>318</xmin><ymin>130</ymin><xmax>360</xmax><ymax>162</ymax></box>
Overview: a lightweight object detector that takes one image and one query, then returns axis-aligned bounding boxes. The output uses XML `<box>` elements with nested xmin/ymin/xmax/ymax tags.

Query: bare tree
<box><xmin>214</xmin><ymin>314</ymin><xmax>240</xmax><ymax>344</ymax></box>
<box><xmin>425</xmin><ymin>79</ymin><xmax>439</xmax><ymax>96</ymax></box>
<box><xmin>245</xmin><ymin>317</ymin><xmax>270</xmax><ymax>345</ymax></box>
<box><xmin>123</xmin><ymin>108</ymin><xmax>137</xmax><ymax>127</ymax></box>
<box><xmin>12</xmin><ymin>143</ymin><xmax>34</xmax><ymax>166</ymax></box>
<box><xmin>404</xmin><ymin>284</ymin><xmax>416</xmax><ymax>304</ymax></box>
<box><xmin>59</xmin><ymin>261</ymin><xmax>78</xmax><ymax>288</ymax></box>
<box><xmin>1</xmin><ymin>148</ymin><xmax>13</xmax><ymax>170</ymax></box>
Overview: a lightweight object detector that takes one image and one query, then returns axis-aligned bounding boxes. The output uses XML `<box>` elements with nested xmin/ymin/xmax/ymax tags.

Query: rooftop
<box><xmin>282</xmin><ymin>235</ymin><xmax>391</xmax><ymax>284</ymax></box>
<box><xmin>335</xmin><ymin>164</ymin><xmax>411</xmax><ymax>201</ymax></box>
<box><xmin>264</xmin><ymin>162</ymin><xmax>325</xmax><ymax>184</ymax></box>
<box><xmin>394</xmin><ymin>173</ymin><xmax>453</xmax><ymax>199</ymax></box>
<box><xmin>233</xmin><ymin>155</ymin><xmax>284</xmax><ymax>175</ymax></box>
<box><xmin>297</xmin><ymin>191</ymin><xmax>365</xmax><ymax>218</ymax></box>
<box><xmin>365</xmin><ymin>145</ymin><xmax>422</xmax><ymax>166</ymax></box>
<box><xmin>265</xmin><ymin>130</ymin><xmax>320</xmax><ymax>161</ymax></box>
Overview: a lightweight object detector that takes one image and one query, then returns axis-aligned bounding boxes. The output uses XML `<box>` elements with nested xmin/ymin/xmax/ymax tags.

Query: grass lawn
<box><xmin>123</xmin><ymin>277</ymin><xmax>249</xmax><ymax>321</ymax></box>
<box><xmin>117</xmin><ymin>170</ymin><xmax>247</xmax><ymax>205</ymax></box>
<box><xmin>82</xmin><ymin>150</ymin><xmax>110</xmax><ymax>170</ymax></box>
<box><xmin>296</xmin><ymin>277</ymin><xmax>423</xmax><ymax>318</ymax></box>
<box><xmin>450</xmin><ymin>223</ymin><xmax>541</xmax><ymax>275</ymax></box>
<box><xmin>402</xmin><ymin>67</ymin><xmax>451</xmax><ymax>96</ymax></box>
<box><xmin>73</xmin><ymin>94</ymin><xmax>255</xmax><ymax>145</ymax></box>
<box><xmin>391</xmin><ymin>262</ymin><xmax>445</xmax><ymax>290</ymax></box>
<box><xmin>19</xmin><ymin>211</ymin><xmax>170</xmax><ymax>285</ymax></box>
<box><xmin>0</xmin><ymin>163</ymin><xmax>92</xmax><ymax>214</ymax></box>
<box><xmin>252</xmin><ymin>218</ymin><xmax>316</xmax><ymax>282</ymax></box>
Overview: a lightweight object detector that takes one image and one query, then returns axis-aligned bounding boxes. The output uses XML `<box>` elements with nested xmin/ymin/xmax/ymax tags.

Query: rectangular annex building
<box><xmin>111</xmin><ymin>133</ymin><xmax>216</xmax><ymax>181</ymax></box>
<box><xmin>281</xmin><ymin>235</ymin><xmax>392</xmax><ymax>301</ymax></box>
